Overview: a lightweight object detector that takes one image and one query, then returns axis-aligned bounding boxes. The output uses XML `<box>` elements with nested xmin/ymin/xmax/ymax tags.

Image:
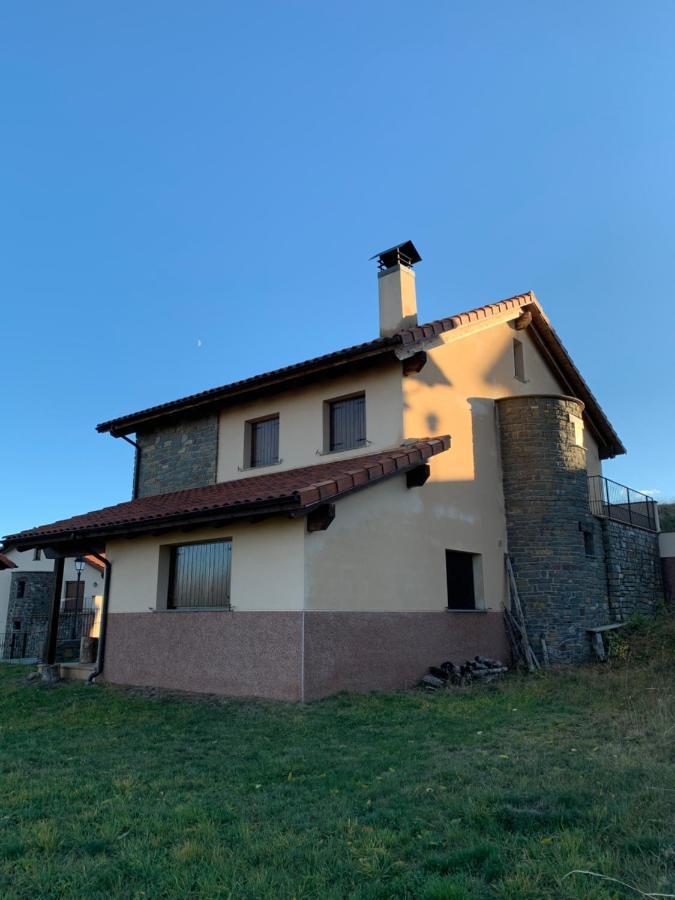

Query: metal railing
<box><xmin>588</xmin><ymin>476</ymin><xmax>658</xmax><ymax>532</ymax></box>
<box><xmin>1</xmin><ymin>609</ymin><xmax>99</xmax><ymax>663</ymax></box>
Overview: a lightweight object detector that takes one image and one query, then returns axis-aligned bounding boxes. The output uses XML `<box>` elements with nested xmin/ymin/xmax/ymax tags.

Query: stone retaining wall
<box><xmin>601</xmin><ymin>519</ymin><xmax>664</xmax><ymax>618</ymax></box>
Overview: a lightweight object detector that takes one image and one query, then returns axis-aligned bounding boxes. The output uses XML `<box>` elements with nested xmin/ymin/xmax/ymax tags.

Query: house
<box><xmin>0</xmin><ymin>546</ymin><xmax>104</xmax><ymax>662</ymax></box>
<box><xmin>0</xmin><ymin>547</ymin><xmax>104</xmax><ymax>662</ymax></box>
<box><xmin>3</xmin><ymin>242</ymin><xmax>664</xmax><ymax>699</ymax></box>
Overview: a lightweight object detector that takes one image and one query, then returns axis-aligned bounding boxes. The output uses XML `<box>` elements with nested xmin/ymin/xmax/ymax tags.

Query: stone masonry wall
<box><xmin>135</xmin><ymin>414</ymin><xmax>218</xmax><ymax>498</ymax></box>
<box><xmin>601</xmin><ymin>519</ymin><xmax>664</xmax><ymax>619</ymax></box>
<box><xmin>497</xmin><ymin>395</ymin><xmax>610</xmax><ymax>663</ymax></box>
<box><xmin>3</xmin><ymin>571</ymin><xmax>54</xmax><ymax>660</ymax></box>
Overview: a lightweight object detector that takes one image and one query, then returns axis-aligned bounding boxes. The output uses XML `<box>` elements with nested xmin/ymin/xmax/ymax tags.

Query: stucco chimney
<box><xmin>372</xmin><ymin>240</ymin><xmax>421</xmax><ymax>337</ymax></box>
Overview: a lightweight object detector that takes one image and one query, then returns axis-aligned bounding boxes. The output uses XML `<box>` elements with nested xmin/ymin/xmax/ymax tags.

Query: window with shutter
<box><xmin>328</xmin><ymin>394</ymin><xmax>366</xmax><ymax>452</ymax></box>
<box><xmin>167</xmin><ymin>540</ymin><xmax>232</xmax><ymax>609</ymax></box>
<box><xmin>250</xmin><ymin>416</ymin><xmax>279</xmax><ymax>468</ymax></box>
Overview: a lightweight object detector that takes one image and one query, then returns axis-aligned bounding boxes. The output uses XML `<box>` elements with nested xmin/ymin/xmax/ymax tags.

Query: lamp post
<box><xmin>74</xmin><ymin>557</ymin><xmax>85</xmax><ymax>611</ymax></box>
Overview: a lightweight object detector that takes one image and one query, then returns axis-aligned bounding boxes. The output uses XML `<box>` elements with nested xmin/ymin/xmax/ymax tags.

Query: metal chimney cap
<box><xmin>370</xmin><ymin>240</ymin><xmax>422</xmax><ymax>271</ymax></box>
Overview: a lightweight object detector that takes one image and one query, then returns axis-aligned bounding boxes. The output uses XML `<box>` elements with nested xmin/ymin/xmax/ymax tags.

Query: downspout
<box><xmin>119</xmin><ymin>434</ymin><xmax>141</xmax><ymax>499</ymax></box>
<box><xmin>87</xmin><ymin>551</ymin><xmax>112</xmax><ymax>684</ymax></box>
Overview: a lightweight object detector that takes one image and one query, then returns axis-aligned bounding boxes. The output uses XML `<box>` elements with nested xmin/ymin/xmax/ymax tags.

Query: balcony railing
<box><xmin>588</xmin><ymin>476</ymin><xmax>658</xmax><ymax>532</ymax></box>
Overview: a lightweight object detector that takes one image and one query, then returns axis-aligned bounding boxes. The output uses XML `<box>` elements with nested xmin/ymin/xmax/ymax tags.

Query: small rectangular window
<box><xmin>579</xmin><ymin>522</ymin><xmax>595</xmax><ymax>557</ymax></box>
<box><xmin>16</xmin><ymin>580</ymin><xmax>26</xmax><ymax>599</ymax></box>
<box><xmin>570</xmin><ymin>413</ymin><xmax>584</xmax><ymax>447</ymax></box>
<box><xmin>583</xmin><ymin>531</ymin><xmax>595</xmax><ymax>557</ymax></box>
<box><xmin>168</xmin><ymin>540</ymin><xmax>232</xmax><ymax>609</ymax></box>
<box><xmin>513</xmin><ymin>339</ymin><xmax>525</xmax><ymax>382</ymax></box>
<box><xmin>445</xmin><ymin>550</ymin><xmax>477</xmax><ymax>610</ymax></box>
<box><xmin>33</xmin><ymin>549</ymin><xmax>41</xmax><ymax>561</ymax></box>
<box><xmin>328</xmin><ymin>394</ymin><xmax>366</xmax><ymax>452</ymax></box>
<box><xmin>249</xmin><ymin>415</ymin><xmax>279</xmax><ymax>468</ymax></box>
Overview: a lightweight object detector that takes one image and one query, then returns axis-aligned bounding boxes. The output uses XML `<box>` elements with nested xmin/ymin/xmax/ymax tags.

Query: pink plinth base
<box><xmin>103</xmin><ymin>610</ymin><xmax>509</xmax><ymax>701</ymax></box>
<box><xmin>302</xmin><ymin>610</ymin><xmax>508</xmax><ymax>700</ymax></box>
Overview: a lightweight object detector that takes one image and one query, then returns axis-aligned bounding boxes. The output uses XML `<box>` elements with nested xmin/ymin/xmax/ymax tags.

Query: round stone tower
<box><xmin>496</xmin><ymin>394</ymin><xmax>609</xmax><ymax>663</ymax></box>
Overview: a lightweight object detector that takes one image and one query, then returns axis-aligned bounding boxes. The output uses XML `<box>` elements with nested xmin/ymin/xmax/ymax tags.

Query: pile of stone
<box><xmin>420</xmin><ymin>655</ymin><xmax>508</xmax><ymax>690</ymax></box>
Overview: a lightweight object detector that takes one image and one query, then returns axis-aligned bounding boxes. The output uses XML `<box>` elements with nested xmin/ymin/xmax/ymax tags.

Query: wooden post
<box><xmin>44</xmin><ymin>556</ymin><xmax>65</xmax><ymax>665</ymax></box>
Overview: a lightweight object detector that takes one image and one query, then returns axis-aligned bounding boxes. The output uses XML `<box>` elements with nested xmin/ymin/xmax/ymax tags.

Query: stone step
<box><xmin>59</xmin><ymin>663</ymin><xmax>95</xmax><ymax>682</ymax></box>
<box><xmin>37</xmin><ymin>662</ymin><xmax>95</xmax><ymax>682</ymax></box>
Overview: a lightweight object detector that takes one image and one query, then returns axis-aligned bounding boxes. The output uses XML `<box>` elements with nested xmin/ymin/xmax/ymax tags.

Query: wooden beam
<box><xmin>402</xmin><ymin>351</ymin><xmax>427</xmax><ymax>376</ymax></box>
<box><xmin>44</xmin><ymin>556</ymin><xmax>65</xmax><ymax>665</ymax></box>
<box><xmin>307</xmin><ymin>503</ymin><xmax>335</xmax><ymax>532</ymax></box>
<box><xmin>514</xmin><ymin>309</ymin><xmax>532</xmax><ymax>331</ymax></box>
<box><xmin>406</xmin><ymin>464</ymin><xmax>430</xmax><ymax>488</ymax></box>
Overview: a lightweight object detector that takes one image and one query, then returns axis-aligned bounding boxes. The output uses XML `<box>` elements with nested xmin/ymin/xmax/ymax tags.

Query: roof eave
<box><xmin>5</xmin><ymin>495</ymin><xmax>305</xmax><ymax>552</ymax></box>
<box><xmin>5</xmin><ymin>436</ymin><xmax>451</xmax><ymax>551</ymax></box>
<box><xmin>527</xmin><ymin>304</ymin><xmax>626</xmax><ymax>459</ymax></box>
<box><xmin>97</xmin><ymin>340</ymin><xmax>401</xmax><ymax>437</ymax></box>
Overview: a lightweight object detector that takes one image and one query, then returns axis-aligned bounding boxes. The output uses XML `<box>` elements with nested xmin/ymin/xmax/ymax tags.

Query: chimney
<box><xmin>371</xmin><ymin>240</ymin><xmax>421</xmax><ymax>337</ymax></box>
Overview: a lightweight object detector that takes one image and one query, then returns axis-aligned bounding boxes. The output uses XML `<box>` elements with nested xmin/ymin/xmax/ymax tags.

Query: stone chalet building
<box><xmin>4</xmin><ymin>242</ymin><xmax>665</xmax><ymax>700</ymax></box>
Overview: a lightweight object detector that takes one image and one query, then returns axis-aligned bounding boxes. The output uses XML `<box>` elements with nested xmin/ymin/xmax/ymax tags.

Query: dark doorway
<box><xmin>445</xmin><ymin>550</ymin><xmax>476</xmax><ymax>610</ymax></box>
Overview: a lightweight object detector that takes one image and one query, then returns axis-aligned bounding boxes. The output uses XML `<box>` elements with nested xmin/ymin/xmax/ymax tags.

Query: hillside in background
<box><xmin>659</xmin><ymin>503</ymin><xmax>675</xmax><ymax>532</ymax></box>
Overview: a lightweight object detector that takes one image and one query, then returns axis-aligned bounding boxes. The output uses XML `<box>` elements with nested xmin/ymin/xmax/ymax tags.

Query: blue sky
<box><xmin>1</xmin><ymin>1</ymin><xmax>674</xmax><ymax>535</ymax></box>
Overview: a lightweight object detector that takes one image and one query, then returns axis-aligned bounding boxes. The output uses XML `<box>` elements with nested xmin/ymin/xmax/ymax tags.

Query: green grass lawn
<box><xmin>1</xmin><ymin>620</ymin><xmax>673</xmax><ymax>899</ymax></box>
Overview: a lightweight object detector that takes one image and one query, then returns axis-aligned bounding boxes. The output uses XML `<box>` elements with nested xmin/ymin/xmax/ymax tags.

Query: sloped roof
<box><xmin>95</xmin><ymin>291</ymin><xmax>624</xmax><ymax>458</ymax></box>
<box><xmin>83</xmin><ymin>553</ymin><xmax>105</xmax><ymax>574</ymax></box>
<box><xmin>0</xmin><ymin>552</ymin><xmax>17</xmax><ymax>570</ymax></box>
<box><xmin>3</xmin><ymin>438</ymin><xmax>450</xmax><ymax>550</ymax></box>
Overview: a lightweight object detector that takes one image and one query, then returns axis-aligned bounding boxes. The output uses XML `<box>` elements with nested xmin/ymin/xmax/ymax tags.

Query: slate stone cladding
<box><xmin>497</xmin><ymin>395</ymin><xmax>611</xmax><ymax>663</ymax></box>
<box><xmin>3</xmin><ymin>571</ymin><xmax>54</xmax><ymax>659</ymax></box>
<box><xmin>135</xmin><ymin>414</ymin><xmax>218</xmax><ymax>498</ymax></box>
<box><xmin>601</xmin><ymin>519</ymin><xmax>664</xmax><ymax>619</ymax></box>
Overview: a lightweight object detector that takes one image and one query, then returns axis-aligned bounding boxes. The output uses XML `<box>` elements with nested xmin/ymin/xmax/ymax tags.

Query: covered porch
<box><xmin>16</xmin><ymin>543</ymin><xmax>109</xmax><ymax>684</ymax></box>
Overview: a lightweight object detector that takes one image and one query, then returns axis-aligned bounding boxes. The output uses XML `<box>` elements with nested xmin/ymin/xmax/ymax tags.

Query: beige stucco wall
<box><xmin>108</xmin><ymin>314</ymin><xmax>606</xmax><ymax>619</ymax></box>
<box><xmin>305</xmin><ymin>476</ymin><xmax>455</xmax><ymax>611</ymax></box>
<box><xmin>106</xmin><ymin>518</ymin><xmax>305</xmax><ymax>615</ymax></box>
<box><xmin>216</xmin><ymin>365</ymin><xmax>404</xmax><ymax>481</ymax></box>
<box><xmin>305</xmin><ymin>314</ymin><xmax>603</xmax><ymax>613</ymax></box>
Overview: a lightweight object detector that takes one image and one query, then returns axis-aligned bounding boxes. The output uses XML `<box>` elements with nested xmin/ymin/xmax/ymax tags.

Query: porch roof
<box><xmin>3</xmin><ymin>438</ymin><xmax>450</xmax><ymax>552</ymax></box>
<box><xmin>0</xmin><ymin>552</ymin><xmax>17</xmax><ymax>570</ymax></box>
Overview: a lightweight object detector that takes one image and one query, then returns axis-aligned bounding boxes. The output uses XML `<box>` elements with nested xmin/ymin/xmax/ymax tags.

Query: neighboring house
<box><xmin>0</xmin><ymin>547</ymin><xmax>104</xmax><ymax>661</ymax></box>
<box><xmin>3</xmin><ymin>242</ymin><xmax>664</xmax><ymax>699</ymax></box>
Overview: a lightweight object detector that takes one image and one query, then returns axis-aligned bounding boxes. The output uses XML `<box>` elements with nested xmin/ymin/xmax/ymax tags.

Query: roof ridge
<box><xmin>95</xmin><ymin>292</ymin><xmax>534</xmax><ymax>435</ymax></box>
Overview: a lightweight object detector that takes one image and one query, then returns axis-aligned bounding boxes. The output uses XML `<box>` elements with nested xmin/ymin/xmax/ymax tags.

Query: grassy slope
<box><xmin>0</xmin><ymin>621</ymin><xmax>673</xmax><ymax>900</ymax></box>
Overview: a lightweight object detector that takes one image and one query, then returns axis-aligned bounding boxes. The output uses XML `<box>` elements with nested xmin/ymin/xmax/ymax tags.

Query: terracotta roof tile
<box><xmin>4</xmin><ymin>438</ymin><xmax>450</xmax><ymax>549</ymax></box>
<box><xmin>95</xmin><ymin>288</ymin><xmax>623</xmax><ymax>458</ymax></box>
